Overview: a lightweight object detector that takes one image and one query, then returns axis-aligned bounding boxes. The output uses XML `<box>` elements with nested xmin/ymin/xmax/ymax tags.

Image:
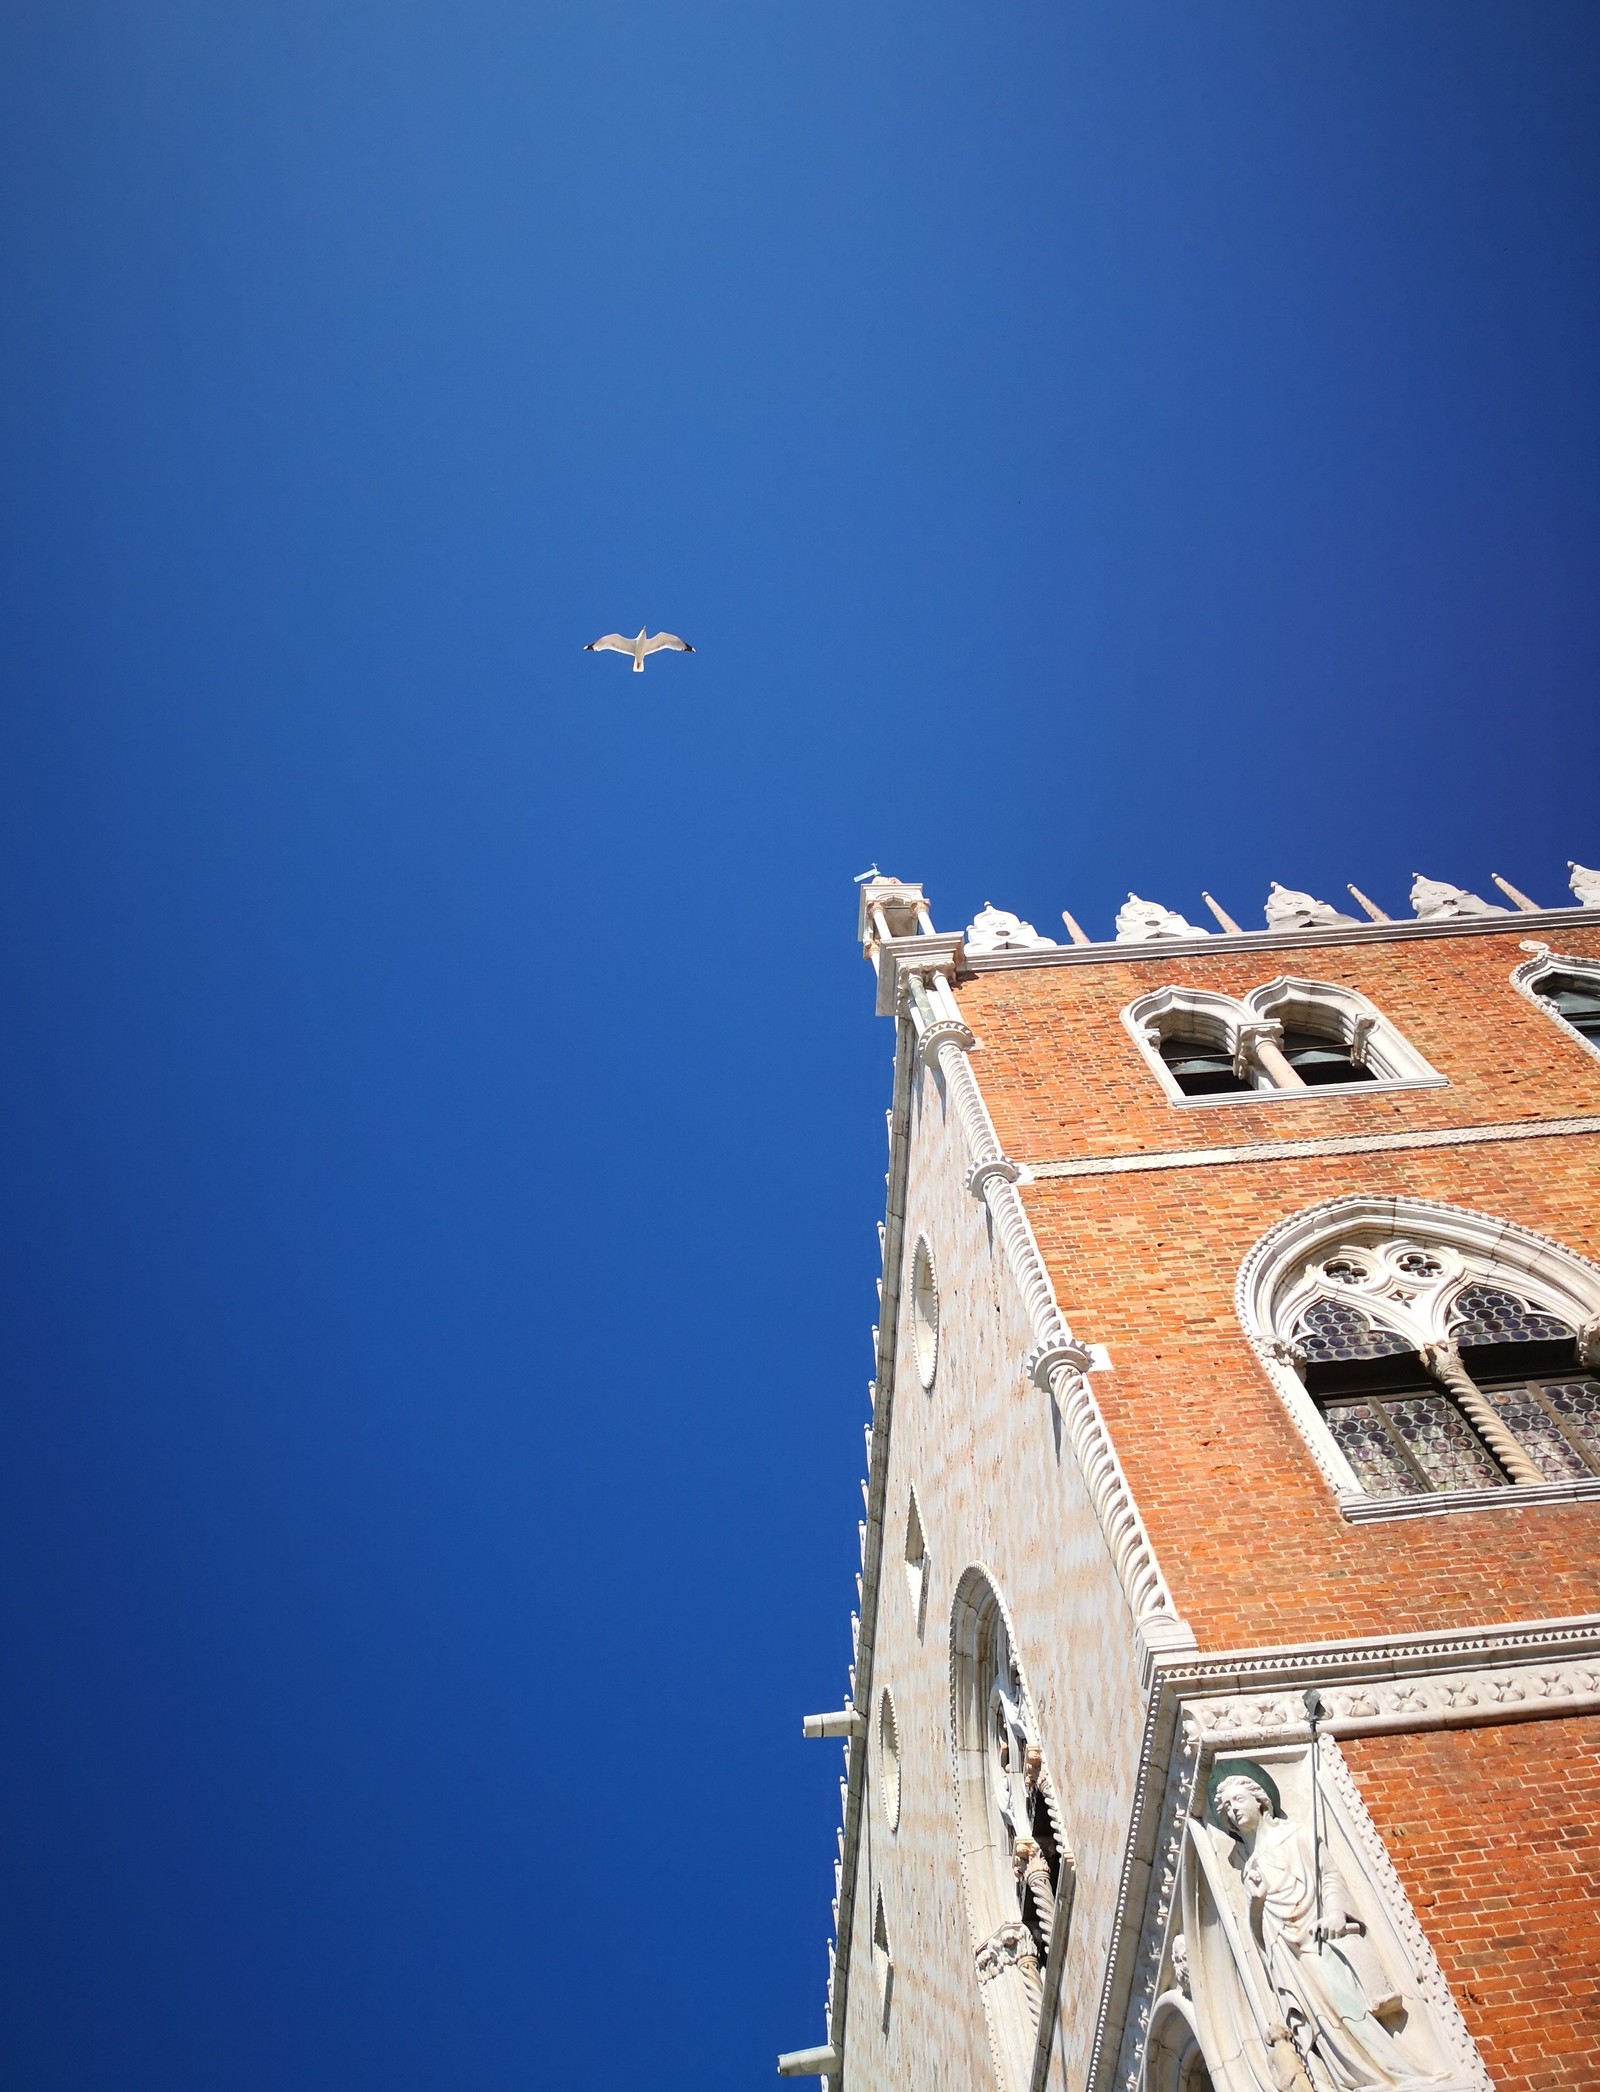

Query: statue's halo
<box><xmin>1206</xmin><ymin>1757</ymin><xmax>1284</xmax><ymax>1833</ymax></box>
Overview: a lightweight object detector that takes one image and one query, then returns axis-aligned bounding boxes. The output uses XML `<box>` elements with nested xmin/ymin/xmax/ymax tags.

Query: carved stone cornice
<box><xmin>871</xmin><ymin>930</ymin><xmax>965</xmax><ymax>1018</ymax></box>
<box><xmin>963</xmin><ymin>903</ymin><xmax>1600</xmax><ymax>973</ymax></box>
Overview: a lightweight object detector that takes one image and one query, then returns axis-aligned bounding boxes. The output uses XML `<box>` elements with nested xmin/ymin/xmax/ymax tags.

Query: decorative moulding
<box><xmin>961</xmin><ymin>903</ymin><xmax>1600</xmax><ymax>973</ymax></box>
<box><xmin>1026</xmin><ymin>1111</ymin><xmax>1600</xmax><ymax>1181</ymax></box>
<box><xmin>920</xmin><ymin>1021</ymin><xmax>1191</xmax><ymax>1660</ymax></box>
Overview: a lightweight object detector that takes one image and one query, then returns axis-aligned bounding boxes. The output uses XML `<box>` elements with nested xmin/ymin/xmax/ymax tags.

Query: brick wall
<box><xmin>1344</xmin><ymin>1720</ymin><xmax>1600</xmax><ymax>2091</ymax></box>
<box><xmin>954</xmin><ymin>925</ymin><xmax>1600</xmax><ymax>1648</ymax></box>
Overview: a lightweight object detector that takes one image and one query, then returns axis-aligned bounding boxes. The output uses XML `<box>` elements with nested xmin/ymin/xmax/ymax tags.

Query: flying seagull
<box><xmin>584</xmin><ymin>628</ymin><xmax>695</xmax><ymax>673</ymax></box>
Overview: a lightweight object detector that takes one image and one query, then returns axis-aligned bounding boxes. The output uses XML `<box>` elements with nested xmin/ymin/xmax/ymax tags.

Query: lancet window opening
<box><xmin>950</xmin><ymin>1569</ymin><xmax>1073</xmax><ymax>2092</ymax></box>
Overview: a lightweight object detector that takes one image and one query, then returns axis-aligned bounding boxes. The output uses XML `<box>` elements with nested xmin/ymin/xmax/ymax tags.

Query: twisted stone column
<box><xmin>1421</xmin><ymin>1340</ymin><xmax>1544</xmax><ymax>1485</ymax></box>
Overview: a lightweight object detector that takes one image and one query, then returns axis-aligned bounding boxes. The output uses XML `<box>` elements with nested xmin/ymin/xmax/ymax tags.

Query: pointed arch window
<box><xmin>1239</xmin><ymin>1198</ymin><xmax>1600</xmax><ymax>1517</ymax></box>
<box><xmin>950</xmin><ymin>1571</ymin><xmax>1075</xmax><ymax>2092</ymax></box>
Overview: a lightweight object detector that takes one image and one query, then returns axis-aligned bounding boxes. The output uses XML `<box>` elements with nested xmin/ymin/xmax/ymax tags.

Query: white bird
<box><xmin>584</xmin><ymin>628</ymin><xmax>695</xmax><ymax>673</ymax></box>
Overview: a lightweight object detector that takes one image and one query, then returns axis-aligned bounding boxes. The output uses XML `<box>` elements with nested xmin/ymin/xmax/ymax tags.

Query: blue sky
<box><xmin>0</xmin><ymin>3</ymin><xmax>1596</xmax><ymax>2086</ymax></box>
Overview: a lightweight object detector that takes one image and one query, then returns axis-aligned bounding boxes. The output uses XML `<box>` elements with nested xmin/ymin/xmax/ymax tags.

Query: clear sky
<box><xmin>0</xmin><ymin>3</ymin><xmax>1596</xmax><ymax>2086</ymax></box>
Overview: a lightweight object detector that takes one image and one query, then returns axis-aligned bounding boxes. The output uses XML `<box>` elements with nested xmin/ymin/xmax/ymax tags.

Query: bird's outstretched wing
<box><xmin>641</xmin><ymin>632</ymin><xmax>694</xmax><ymax>655</ymax></box>
<box><xmin>585</xmin><ymin>634</ymin><xmax>633</xmax><ymax>654</ymax></box>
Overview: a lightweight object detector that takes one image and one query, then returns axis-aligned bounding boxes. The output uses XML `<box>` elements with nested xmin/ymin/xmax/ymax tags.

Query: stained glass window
<box><xmin>1384</xmin><ymin>1396</ymin><xmax>1506</xmax><ymax>1491</ymax></box>
<box><xmin>1325</xmin><ymin>1404</ymin><xmax>1421</xmax><ymax>1497</ymax></box>
<box><xmin>1480</xmin><ymin>1386</ymin><xmax>1594</xmax><ymax>1481</ymax></box>
<box><xmin>1295</xmin><ymin>1298</ymin><xmax>1413</xmax><ymax>1363</ymax></box>
<box><xmin>1536</xmin><ymin>1381</ymin><xmax>1600</xmax><ymax>1468</ymax></box>
<box><xmin>1451</xmin><ymin>1284</ymin><xmax>1572</xmax><ymax>1347</ymax></box>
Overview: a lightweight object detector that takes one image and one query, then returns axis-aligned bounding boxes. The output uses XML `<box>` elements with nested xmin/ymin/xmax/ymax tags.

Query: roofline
<box><xmin>959</xmin><ymin>904</ymin><xmax>1600</xmax><ymax>974</ymax></box>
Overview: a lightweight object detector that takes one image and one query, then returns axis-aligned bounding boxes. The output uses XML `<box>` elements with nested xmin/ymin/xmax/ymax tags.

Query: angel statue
<box><xmin>1209</xmin><ymin>1765</ymin><xmax>1449</xmax><ymax>2090</ymax></box>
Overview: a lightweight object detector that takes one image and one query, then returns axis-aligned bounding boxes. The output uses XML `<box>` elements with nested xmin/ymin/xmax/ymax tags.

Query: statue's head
<box><xmin>1207</xmin><ymin>1758</ymin><xmax>1283</xmax><ymax>1839</ymax></box>
<box><xmin>1212</xmin><ymin>1777</ymin><xmax>1274</xmax><ymax>1838</ymax></box>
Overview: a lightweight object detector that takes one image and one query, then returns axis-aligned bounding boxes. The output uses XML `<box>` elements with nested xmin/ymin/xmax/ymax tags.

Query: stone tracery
<box><xmin>1240</xmin><ymin>1196</ymin><xmax>1600</xmax><ymax>1507</ymax></box>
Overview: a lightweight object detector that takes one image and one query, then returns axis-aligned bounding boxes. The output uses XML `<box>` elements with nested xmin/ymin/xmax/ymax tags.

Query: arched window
<box><xmin>1125</xmin><ymin>981</ymin><xmax>1442</xmax><ymax>1106</ymax></box>
<box><xmin>1514</xmin><ymin>947</ymin><xmax>1600</xmax><ymax>1064</ymax></box>
<box><xmin>950</xmin><ymin>1570</ymin><xmax>1073</xmax><ymax>2092</ymax></box>
<box><xmin>1243</xmin><ymin>976</ymin><xmax>1440</xmax><ymax>1088</ymax></box>
<box><xmin>1239</xmin><ymin>1197</ymin><xmax>1600</xmax><ymax>1511</ymax></box>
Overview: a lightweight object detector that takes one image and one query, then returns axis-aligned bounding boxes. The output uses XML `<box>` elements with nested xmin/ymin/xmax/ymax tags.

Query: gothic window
<box><xmin>1239</xmin><ymin>1197</ymin><xmax>1600</xmax><ymax>1512</ymax></box>
<box><xmin>878</xmin><ymin>1690</ymin><xmax>901</xmax><ymax>1830</ymax></box>
<box><xmin>951</xmin><ymin>1570</ymin><xmax>1074</xmax><ymax>2092</ymax></box>
<box><xmin>1513</xmin><ymin>950</ymin><xmax>1600</xmax><ymax>1064</ymax></box>
<box><xmin>903</xmin><ymin>1488</ymin><xmax>928</xmax><ymax>1637</ymax></box>
<box><xmin>1125</xmin><ymin>980</ymin><xmax>1441</xmax><ymax>1106</ymax></box>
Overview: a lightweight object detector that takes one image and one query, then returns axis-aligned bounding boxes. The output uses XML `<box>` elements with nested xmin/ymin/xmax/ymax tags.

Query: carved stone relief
<box><xmin>1408</xmin><ymin>876</ymin><xmax>1506</xmax><ymax>922</ymax></box>
<box><xmin>1182</xmin><ymin>1746</ymin><xmax>1474</xmax><ymax>2090</ymax></box>
<box><xmin>1263</xmin><ymin>885</ymin><xmax>1358</xmax><ymax>932</ymax></box>
<box><xmin>966</xmin><ymin>903</ymin><xmax>1057</xmax><ymax>954</ymax></box>
<box><xmin>1116</xmin><ymin>895</ymin><xmax>1212</xmax><ymax>943</ymax></box>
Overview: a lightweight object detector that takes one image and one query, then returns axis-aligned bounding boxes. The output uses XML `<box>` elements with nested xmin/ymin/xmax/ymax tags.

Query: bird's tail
<box><xmin>632</xmin><ymin>654</ymin><xmax>645</xmax><ymax>671</ymax></box>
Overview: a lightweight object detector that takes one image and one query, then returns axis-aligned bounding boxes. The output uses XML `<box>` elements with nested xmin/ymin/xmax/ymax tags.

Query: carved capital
<box><xmin>1025</xmin><ymin>1334</ymin><xmax>1096</xmax><ymax>1391</ymax></box>
<box><xmin>1579</xmin><ymin>1316</ymin><xmax>1600</xmax><ymax>1369</ymax></box>
<box><xmin>966</xmin><ymin>1154</ymin><xmax>1021</xmax><ymax>1199</ymax></box>
<box><xmin>1232</xmin><ymin>1020</ymin><xmax>1283</xmax><ymax>1080</ymax></box>
<box><xmin>974</xmin><ymin>1919</ymin><xmax>1039</xmax><ymax>1985</ymax></box>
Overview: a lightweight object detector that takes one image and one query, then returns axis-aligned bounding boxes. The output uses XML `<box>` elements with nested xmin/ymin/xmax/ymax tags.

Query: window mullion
<box><xmin>1366</xmin><ymin>1401</ymin><xmax>1436</xmax><ymax>1493</ymax></box>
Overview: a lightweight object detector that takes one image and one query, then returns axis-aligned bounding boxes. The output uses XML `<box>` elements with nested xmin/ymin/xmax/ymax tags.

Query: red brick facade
<box><xmin>1345</xmin><ymin>1720</ymin><xmax>1600</xmax><ymax>2090</ymax></box>
<box><xmin>949</xmin><ymin>920</ymin><xmax>1600</xmax><ymax>2081</ymax></box>
<box><xmin>956</xmin><ymin>923</ymin><xmax>1600</xmax><ymax>1650</ymax></box>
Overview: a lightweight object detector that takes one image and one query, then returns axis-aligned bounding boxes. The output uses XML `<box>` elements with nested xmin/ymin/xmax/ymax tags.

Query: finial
<box><xmin>1200</xmin><ymin>892</ymin><xmax>1243</xmax><ymax>934</ymax></box>
<box><xmin>1490</xmin><ymin>873</ymin><xmax>1540</xmax><ymax>912</ymax></box>
<box><xmin>1346</xmin><ymin>884</ymin><xmax>1389</xmax><ymax>923</ymax></box>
